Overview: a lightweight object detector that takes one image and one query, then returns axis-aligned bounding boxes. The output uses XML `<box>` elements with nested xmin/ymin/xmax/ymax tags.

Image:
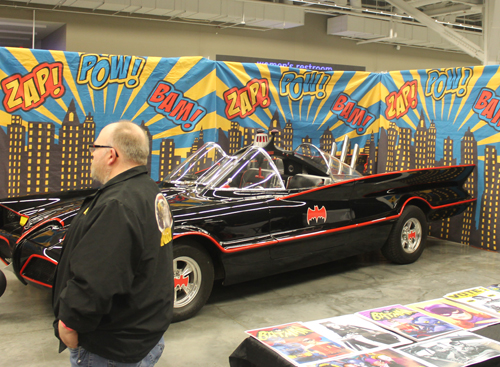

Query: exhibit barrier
<box><xmin>0</xmin><ymin>47</ymin><xmax>498</xmax><ymax>251</ymax></box>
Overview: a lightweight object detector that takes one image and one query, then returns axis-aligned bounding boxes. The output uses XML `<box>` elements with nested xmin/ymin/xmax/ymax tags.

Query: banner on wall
<box><xmin>214</xmin><ymin>61</ymin><xmax>378</xmax><ymax>156</ymax></box>
<box><xmin>0</xmin><ymin>47</ymin><xmax>499</xmax><ymax>251</ymax></box>
<box><xmin>0</xmin><ymin>48</ymin><xmax>217</xmax><ymax>197</ymax></box>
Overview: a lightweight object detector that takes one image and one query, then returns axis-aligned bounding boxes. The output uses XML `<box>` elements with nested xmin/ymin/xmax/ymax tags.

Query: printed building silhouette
<box><xmin>7</xmin><ymin>115</ymin><xmax>24</xmax><ymax>197</ymax></box>
<box><xmin>26</xmin><ymin>121</ymin><xmax>57</xmax><ymax>195</ymax></box>
<box><xmin>460</xmin><ymin>127</ymin><xmax>478</xmax><ymax>246</ymax></box>
<box><xmin>479</xmin><ymin>145</ymin><xmax>499</xmax><ymax>251</ymax></box>
<box><xmin>158</xmin><ymin>138</ymin><xmax>182</xmax><ymax>181</ymax></box>
<box><xmin>4</xmin><ymin>100</ymin><xmax>157</xmax><ymax>197</ymax></box>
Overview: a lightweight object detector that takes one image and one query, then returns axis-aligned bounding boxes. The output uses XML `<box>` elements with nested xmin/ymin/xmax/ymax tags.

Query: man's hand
<box><xmin>58</xmin><ymin>320</ymin><xmax>79</xmax><ymax>349</ymax></box>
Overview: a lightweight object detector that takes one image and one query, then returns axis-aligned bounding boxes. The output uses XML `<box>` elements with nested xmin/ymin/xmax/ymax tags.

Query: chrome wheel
<box><xmin>382</xmin><ymin>205</ymin><xmax>427</xmax><ymax>264</ymax></box>
<box><xmin>174</xmin><ymin>256</ymin><xmax>202</xmax><ymax>308</ymax></box>
<box><xmin>401</xmin><ymin>218</ymin><xmax>422</xmax><ymax>254</ymax></box>
<box><xmin>172</xmin><ymin>242</ymin><xmax>214</xmax><ymax>322</ymax></box>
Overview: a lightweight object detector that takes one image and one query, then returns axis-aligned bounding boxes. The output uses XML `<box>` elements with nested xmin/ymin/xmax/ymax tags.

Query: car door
<box><xmin>267</xmin><ymin>181</ymin><xmax>356</xmax><ymax>264</ymax></box>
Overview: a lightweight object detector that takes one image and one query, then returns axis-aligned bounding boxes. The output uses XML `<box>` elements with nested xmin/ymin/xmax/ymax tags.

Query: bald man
<box><xmin>52</xmin><ymin>121</ymin><xmax>173</xmax><ymax>367</ymax></box>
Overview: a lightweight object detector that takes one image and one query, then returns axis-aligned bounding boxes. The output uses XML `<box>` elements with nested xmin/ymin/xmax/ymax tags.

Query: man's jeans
<box><xmin>69</xmin><ymin>337</ymin><xmax>165</xmax><ymax>367</ymax></box>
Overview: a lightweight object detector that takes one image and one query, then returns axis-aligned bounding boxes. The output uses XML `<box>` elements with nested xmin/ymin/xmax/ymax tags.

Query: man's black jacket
<box><xmin>52</xmin><ymin>166</ymin><xmax>173</xmax><ymax>363</ymax></box>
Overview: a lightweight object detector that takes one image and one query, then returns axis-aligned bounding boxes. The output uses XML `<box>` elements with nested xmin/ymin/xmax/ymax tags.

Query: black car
<box><xmin>0</xmin><ymin>133</ymin><xmax>476</xmax><ymax>321</ymax></box>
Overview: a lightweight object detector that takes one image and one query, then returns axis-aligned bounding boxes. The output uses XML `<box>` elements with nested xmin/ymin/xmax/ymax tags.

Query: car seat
<box><xmin>240</xmin><ymin>168</ymin><xmax>275</xmax><ymax>188</ymax></box>
<box><xmin>287</xmin><ymin>173</ymin><xmax>327</xmax><ymax>189</ymax></box>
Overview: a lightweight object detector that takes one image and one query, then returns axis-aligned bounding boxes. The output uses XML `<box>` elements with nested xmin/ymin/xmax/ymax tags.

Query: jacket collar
<box><xmin>97</xmin><ymin>165</ymin><xmax>148</xmax><ymax>192</ymax></box>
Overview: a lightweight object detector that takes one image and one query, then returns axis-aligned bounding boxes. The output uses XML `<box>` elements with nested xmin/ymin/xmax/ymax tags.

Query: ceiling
<box><xmin>0</xmin><ymin>0</ymin><xmax>485</xmax><ymax>56</ymax></box>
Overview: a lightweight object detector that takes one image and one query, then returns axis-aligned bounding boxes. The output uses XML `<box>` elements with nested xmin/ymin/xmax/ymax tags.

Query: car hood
<box><xmin>0</xmin><ymin>189</ymin><xmax>95</xmax><ymax>235</ymax></box>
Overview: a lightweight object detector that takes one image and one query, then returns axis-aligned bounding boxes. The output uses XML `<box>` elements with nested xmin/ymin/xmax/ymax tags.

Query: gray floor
<box><xmin>1</xmin><ymin>237</ymin><xmax>499</xmax><ymax>367</ymax></box>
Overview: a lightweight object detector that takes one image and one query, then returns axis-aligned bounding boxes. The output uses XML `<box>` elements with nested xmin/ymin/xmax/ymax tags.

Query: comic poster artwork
<box><xmin>357</xmin><ymin>305</ymin><xmax>461</xmax><ymax>342</ymax></box>
<box><xmin>398</xmin><ymin>331</ymin><xmax>500</xmax><ymax>367</ymax></box>
<box><xmin>307</xmin><ymin>348</ymin><xmax>433</xmax><ymax>367</ymax></box>
<box><xmin>245</xmin><ymin>322</ymin><xmax>354</xmax><ymax>365</ymax></box>
<box><xmin>304</xmin><ymin>314</ymin><xmax>412</xmax><ymax>353</ymax></box>
<box><xmin>407</xmin><ymin>298</ymin><xmax>500</xmax><ymax>331</ymax></box>
<box><xmin>444</xmin><ymin>287</ymin><xmax>500</xmax><ymax>317</ymax></box>
<box><xmin>487</xmin><ymin>284</ymin><xmax>500</xmax><ymax>292</ymax></box>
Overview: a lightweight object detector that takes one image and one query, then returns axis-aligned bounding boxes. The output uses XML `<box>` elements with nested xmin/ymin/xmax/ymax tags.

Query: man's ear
<box><xmin>107</xmin><ymin>149</ymin><xmax>118</xmax><ymax>165</ymax></box>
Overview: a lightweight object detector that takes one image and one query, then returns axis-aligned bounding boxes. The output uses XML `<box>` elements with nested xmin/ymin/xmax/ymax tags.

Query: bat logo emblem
<box><xmin>408</xmin><ymin>231</ymin><xmax>416</xmax><ymax>240</ymax></box>
<box><xmin>307</xmin><ymin>205</ymin><xmax>327</xmax><ymax>225</ymax></box>
<box><xmin>174</xmin><ymin>274</ymin><xmax>189</xmax><ymax>290</ymax></box>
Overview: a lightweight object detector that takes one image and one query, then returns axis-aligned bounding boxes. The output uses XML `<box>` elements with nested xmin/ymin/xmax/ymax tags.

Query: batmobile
<box><xmin>0</xmin><ymin>132</ymin><xmax>476</xmax><ymax>322</ymax></box>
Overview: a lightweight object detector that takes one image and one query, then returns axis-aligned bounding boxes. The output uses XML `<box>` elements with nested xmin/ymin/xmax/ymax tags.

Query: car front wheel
<box><xmin>172</xmin><ymin>241</ymin><xmax>214</xmax><ymax>322</ymax></box>
<box><xmin>382</xmin><ymin>205</ymin><xmax>427</xmax><ymax>264</ymax></box>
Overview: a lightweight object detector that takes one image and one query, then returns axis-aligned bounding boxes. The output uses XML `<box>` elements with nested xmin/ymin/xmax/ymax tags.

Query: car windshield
<box><xmin>294</xmin><ymin>143</ymin><xmax>362</xmax><ymax>178</ymax></box>
<box><xmin>294</xmin><ymin>143</ymin><xmax>331</xmax><ymax>174</ymax></box>
<box><xmin>164</xmin><ymin>141</ymin><xmax>362</xmax><ymax>192</ymax></box>
<box><xmin>164</xmin><ymin>142</ymin><xmax>229</xmax><ymax>184</ymax></box>
<box><xmin>208</xmin><ymin>147</ymin><xmax>285</xmax><ymax>190</ymax></box>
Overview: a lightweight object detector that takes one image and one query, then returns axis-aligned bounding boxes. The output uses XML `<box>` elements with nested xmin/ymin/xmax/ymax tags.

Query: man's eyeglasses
<box><xmin>89</xmin><ymin>144</ymin><xmax>119</xmax><ymax>157</ymax></box>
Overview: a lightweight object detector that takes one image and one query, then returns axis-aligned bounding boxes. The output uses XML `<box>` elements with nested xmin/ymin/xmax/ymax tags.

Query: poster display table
<box><xmin>229</xmin><ymin>324</ymin><xmax>500</xmax><ymax>367</ymax></box>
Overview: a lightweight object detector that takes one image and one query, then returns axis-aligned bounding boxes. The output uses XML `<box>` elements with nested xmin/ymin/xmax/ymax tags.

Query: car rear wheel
<box><xmin>172</xmin><ymin>241</ymin><xmax>214</xmax><ymax>322</ymax></box>
<box><xmin>382</xmin><ymin>205</ymin><xmax>427</xmax><ymax>264</ymax></box>
<box><xmin>0</xmin><ymin>270</ymin><xmax>6</xmax><ymax>297</ymax></box>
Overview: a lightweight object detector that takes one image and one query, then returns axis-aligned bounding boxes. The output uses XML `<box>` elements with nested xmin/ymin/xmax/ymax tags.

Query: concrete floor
<box><xmin>0</xmin><ymin>237</ymin><xmax>499</xmax><ymax>367</ymax></box>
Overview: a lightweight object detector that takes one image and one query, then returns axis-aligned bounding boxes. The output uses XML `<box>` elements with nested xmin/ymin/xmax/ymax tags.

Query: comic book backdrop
<box><xmin>0</xmin><ymin>47</ymin><xmax>498</xmax><ymax>251</ymax></box>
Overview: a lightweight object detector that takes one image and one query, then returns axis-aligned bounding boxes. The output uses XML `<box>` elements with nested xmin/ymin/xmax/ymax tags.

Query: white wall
<box><xmin>2</xmin><ymin>7</ymin><xmax>479</xmax><ymax>72</ymax></box>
